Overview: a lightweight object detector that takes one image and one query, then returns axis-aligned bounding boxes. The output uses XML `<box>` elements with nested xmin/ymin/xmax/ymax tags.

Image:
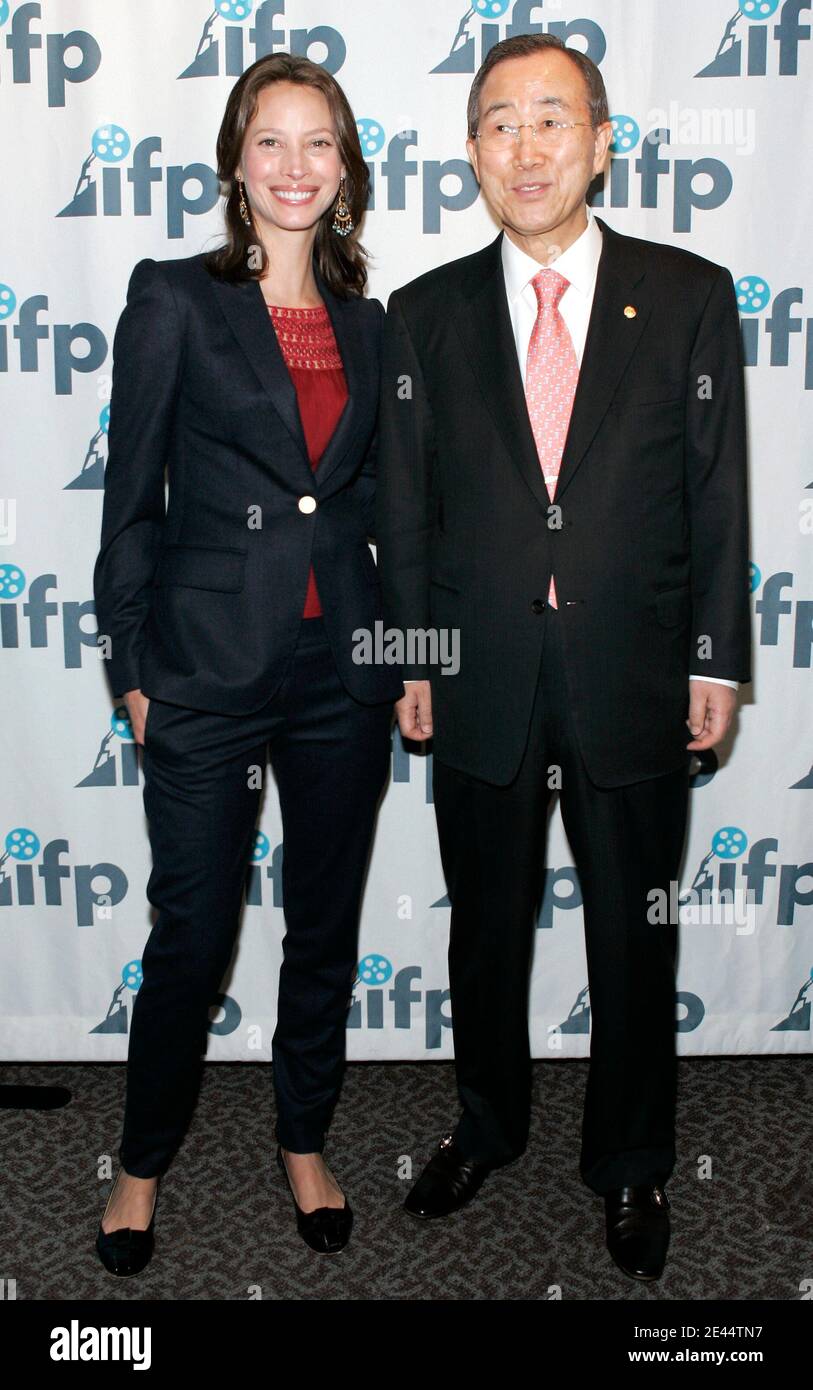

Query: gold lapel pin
<box><xmin>624</xmin><ymin>305</ymin><xmax>637</xmax><ymax>318</ymax></box>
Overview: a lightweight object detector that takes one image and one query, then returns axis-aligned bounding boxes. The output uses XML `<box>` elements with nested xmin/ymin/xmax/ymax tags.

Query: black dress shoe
<box><xmin>404</xmin><ymin>1132</ymin><xmax>492</xmax><ymax>1218</ymax></box>
<box><xmin>275</xmin><ymin>1146</ymin><xmax>353</xmax><ymax>1254</ymax></box>
<box><xmin>95</xmin><ymin>1171</ymin><xmax>158</xmax><ymax>1277</ymax></box>
<box><xmin>605</xmin><ymin>1184</ymin><xmax>671</xmax><ymax>1281</ymax></box>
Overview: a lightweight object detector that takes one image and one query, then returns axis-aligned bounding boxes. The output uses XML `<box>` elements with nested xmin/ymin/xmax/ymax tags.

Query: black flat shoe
<box><xmin>404</xmin><ymin>1132</ymin><xmax>492</xmax><ymax>1218</ymax></box>
<box><xmin>95</xmin><ymin>1170</ymin><xmax>158</xmax><ymax>1277</ymax></box>
<box><xmin>605</xmin><ymin>1183</ymin><xmax>671</xmax><ymax>1281</ymax></box>
<box><xmin>275</xmin><ymin>1145</ymin><xmax>353</xmax><ymax>1254</ymax></box>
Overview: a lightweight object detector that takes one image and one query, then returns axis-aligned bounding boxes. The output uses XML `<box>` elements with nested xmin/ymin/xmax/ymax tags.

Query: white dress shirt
<box><xmin>406</xmin><ymin>205</ymin><xmax>737</xmax><ymax>691</ymax></box>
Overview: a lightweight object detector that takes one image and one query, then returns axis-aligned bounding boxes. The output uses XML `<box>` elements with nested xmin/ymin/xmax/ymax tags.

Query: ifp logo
<box><xmin>736</xmin><ymin>275</ymin><xmax>813</xmax><ymax>391</ymax></box>
<box><xmin>65</xmin><ymin>404</ymin><xmax>110</xmax><ymax>492</ymax></box>
<box><xmin>0</xmin><ymin>282</ymin><xmax>108</xmax><ymax>395</ymax></box>
<box><xmin>243</xmin><ymin>831</ymin><xmax>285</xmax><ymax>909</ymax></box>
<box><xmin>696</xmin><ymin>0</ymin><xmax>811</xmax><ymax>78</ymax></box>
<box><xmin>179</xmin><ymin>0</ymin><xmax>347</xmax><ymax>80</ymax></box>
<box><xmin>590</xmin><ymin>115</ymin><xmax>733</xmax><ymax>234</ymax></box>
<box><xmin>431</xmin><ymin>0</ymin><xmax>607</xmax><ymax>75</ymax></box>
<box><xmin>362</xmin><ymin>119</ymin><xmax>479</xmax><ymax>235</ymax></box>
<box><xmin>57</xmin><ymin>125</ymin><xmax>220</xmax><ymax>239</ymax></box>
<box><xmin>0</xmin><ymin>1</ymin><xmax>101</xmax><ymax>106</ymax></box>
<box><xmin>0</xmin><ymin>564</ymin><xmax>98</xmax><ymax>669</ymax></box>
<box><xmin>91</xmin><ymin>959</ymin><xmax>242</xmax><ymax>1038</ymax></box>
<box><xmin>76</xmin><ymin>705</ymin><xmax>146</xmax><ymax>791</ymax></box>
<box><xmin>771</xmin><ymin>969</ymin><xmax>812</xmax><ymax>1032</ymax></box>
<box><xmin>0</xmin><ymin>826</ymin><xmax>128</xmax><ymax>927</ymax></box>
<box><xmin>752</xmin><ymin>562</ymin><xmax>813</xmax><ymax>669</ymax></box>
<box><xmin>554</xmin><ymin>983</ymin><xmax>707</xmax><ymax>1035</ymax></box>
<box><xmin>681</xmin><ymin>825</ymin><xmax>813</xmax><ymax>927</ymax></box>
<box><xmin>348</xmin><ymin>954</ymin><xmax>453</xmax><ymax>1050</ymax></box>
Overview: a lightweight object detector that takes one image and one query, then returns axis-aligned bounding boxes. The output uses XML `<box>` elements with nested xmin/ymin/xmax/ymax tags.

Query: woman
<box><xmin>92</xmin><ymin>52</ymin><xmax>403</xmax><ymax>1272</ymax></box>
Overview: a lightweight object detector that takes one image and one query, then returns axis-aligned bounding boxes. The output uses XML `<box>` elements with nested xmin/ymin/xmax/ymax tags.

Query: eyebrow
<box><xmin>253</xmin><ymin>126</ymin><xmax>334</xmax><ymax>136</ymax></box>
<box><xmin>481</xmin><ymin>95</ymin><xmax>569</xmax><ymax>118</ymax></box>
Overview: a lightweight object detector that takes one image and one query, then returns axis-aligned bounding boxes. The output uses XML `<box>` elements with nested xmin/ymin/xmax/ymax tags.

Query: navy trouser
<box><xmin>433</xmin><ymin>603</ymin><xmax>691</xmax><ymax>1195</ymax></box>
<box><xmin>119</xmin><ymin>617</ymin><xmax>393</xmax><ymax>1177</ymax></box>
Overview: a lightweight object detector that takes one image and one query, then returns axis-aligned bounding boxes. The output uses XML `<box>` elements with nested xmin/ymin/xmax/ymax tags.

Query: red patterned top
<box><xmin>267</xmin><ymin>303</ymin><xmax>348</xmax><ymax>619</ymax></box>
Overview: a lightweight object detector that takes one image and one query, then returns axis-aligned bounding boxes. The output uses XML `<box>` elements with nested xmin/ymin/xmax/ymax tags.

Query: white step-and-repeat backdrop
<box><xmin>1</xmin><ymin>1</ymin><xmax>810</xmax><ymax>1061</ymax></box>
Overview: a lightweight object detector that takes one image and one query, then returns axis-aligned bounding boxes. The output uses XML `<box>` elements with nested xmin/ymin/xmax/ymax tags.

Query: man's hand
<box><xmin>395</xmin><ymin>680</ymin><xmax>433</xmax><ymax>741</ymax></box>
<box><xmin>685</xmin><ymin>681</ymin><xmax>737</xmax><ymax>751</ymax></box>
<box><xmin>123</xmin><ymin>688</ymin><xmax>150</xmax><ymax>746</ymax></box>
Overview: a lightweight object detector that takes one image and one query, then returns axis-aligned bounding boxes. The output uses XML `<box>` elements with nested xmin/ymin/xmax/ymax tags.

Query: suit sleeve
<box><xmin>684</xmin><ymin>266</ymin><xmax>751</xmax><ymax>684</ymax></box>
<box><xmin>349</xmin><ymin>298</ymin><xmax>385</xmax><ymax>540</ymax></box>
<box><xmin>93</xmin><ymin>258</ymin><xmax>184</xmax><ymax>697</ymax></box>
<box><xmin>375</xmin><ymin>291</ymin><xmax>438</xmax><ymax>681</ymax></box>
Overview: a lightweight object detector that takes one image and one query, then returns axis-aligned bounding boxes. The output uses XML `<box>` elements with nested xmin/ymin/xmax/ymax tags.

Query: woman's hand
<box><xmin>124</xmin><ymin>689</ymin><xmax>150</xmax><ymax>746</ymax></box>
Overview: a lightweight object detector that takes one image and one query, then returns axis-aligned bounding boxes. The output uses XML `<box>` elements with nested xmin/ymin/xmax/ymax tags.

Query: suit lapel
<box><xmin>451</xmin><ymin>216</ymin><xmax>652</xmax><ymax>508</ymax></box>
<box><xmin>208</xmin><ymin>256</ymin><xmax>363</xmax><ymax>489</ymax></box>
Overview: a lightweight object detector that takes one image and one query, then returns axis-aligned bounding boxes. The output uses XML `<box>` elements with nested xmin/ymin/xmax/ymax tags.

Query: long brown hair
<box><xmin>204</xmin><ymin>53</ymin><xmax>371</xmax><ymax>299</ymax></box>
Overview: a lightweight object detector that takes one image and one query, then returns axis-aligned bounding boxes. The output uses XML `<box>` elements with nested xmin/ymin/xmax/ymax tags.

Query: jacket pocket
<box><xmin>154</xmin><ymin>543</ymin><xmax>247</xmax><ymax>592</ymax></box>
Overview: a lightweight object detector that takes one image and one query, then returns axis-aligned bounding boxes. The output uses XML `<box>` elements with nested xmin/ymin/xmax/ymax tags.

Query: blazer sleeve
<box><xmin>684</xmin><ymin>265</ymin><xmax>752</xmax><ymax>684</ymax></box>
<box><xmin>348</xmin><ymin>297</ymin><xmax>385</xmax><ymax>541</ymax></box>
<box><xmin>374</xmin><ymin>290</ymin><xmax>438</xmax><ymax>681</ymax></box>
<box><xmin>93</xmin><ymin>258</ymin><xmax>184</xmax><ymax>697</ymax></box>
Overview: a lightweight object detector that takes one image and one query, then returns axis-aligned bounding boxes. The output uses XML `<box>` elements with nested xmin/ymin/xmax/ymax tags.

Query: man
<box><xmin>375</xmin><ymin>33</ymin><xmax>750</xmax><ymax>1281</ymax></box>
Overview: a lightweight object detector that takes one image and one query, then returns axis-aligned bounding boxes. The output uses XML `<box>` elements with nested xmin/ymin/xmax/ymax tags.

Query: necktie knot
<box><xmin>531</xmin><ymin>267</ymin><xmax>569</xmax><ymax>311</ymax></box>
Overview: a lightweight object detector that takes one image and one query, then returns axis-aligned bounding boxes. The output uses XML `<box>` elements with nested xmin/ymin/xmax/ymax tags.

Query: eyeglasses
<box><xmin>475</xmin><ymin>119</ymin><xmax>592</xmax><ymax>152</ymax></box>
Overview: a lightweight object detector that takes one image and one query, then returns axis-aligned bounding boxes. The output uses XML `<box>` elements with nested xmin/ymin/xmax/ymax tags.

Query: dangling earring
<box><xmin>237</xmin><ymin>178</ymin><xmax>251</xmax><ymax>226</ymax></box>
<box><xmin>331</xmin><ymin>174</ymin><xmax>353</xmax><ymax>236</ymax></box>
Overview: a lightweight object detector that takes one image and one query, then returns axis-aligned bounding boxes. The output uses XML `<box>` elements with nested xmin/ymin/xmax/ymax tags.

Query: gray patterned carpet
<box><xmin>1</xmin><ymin>1056</ymin><xmax>810</xmax><ymax>1301</ymax></box>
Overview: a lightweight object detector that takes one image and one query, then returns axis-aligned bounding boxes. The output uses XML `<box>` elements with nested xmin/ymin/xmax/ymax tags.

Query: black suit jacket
<box><xmin>375</xmin><ymin>216</ymin><xmax>751</xmax><ymax>788</ymax></box>
<box><xmin>94</xmin><ymin>252</ymin><xmax>404</xmax><ymax>710</ymax></box>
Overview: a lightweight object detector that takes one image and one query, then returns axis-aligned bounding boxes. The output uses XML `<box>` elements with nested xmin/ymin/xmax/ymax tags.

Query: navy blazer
<box><xmin>93</xmin><ymin>252</ymin><xmax>405</xmax><ymax>711</ymax></box>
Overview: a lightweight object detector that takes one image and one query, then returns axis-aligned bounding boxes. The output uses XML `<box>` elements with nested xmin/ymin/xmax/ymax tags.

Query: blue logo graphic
<box><xmin>0</xmin><ymin>569</ymin><xmax>98</xmax><ymax>669</ymax></box>
<box><xmin>76</xmin><ymin>705</ymin><xmax>145</xmax><ymax>790</ymax></box>
<box><xmin>711</xmin><ymin>826</ymin><xmax>748</xmax><ymax>859</ymax></box>
<box><xmin>1</xmin><ymin>4</ymin><xmax>101</xmax><ymax>106</ymax></box>
<box><xmin>696</xmin><ymin>0</ymin><xmax>811</xmax><ymax>78</ymax></box>
<box><xmin>0</xmin><ymin>283</ymin><xmax>16</xmax><ymax>320</ymax></box>
<box><xmin>356</xmin><ymin>118</ymin><xmax>386</xmax><ymax>158</ymax></box>
<box><xmin>431</xmin><ymin>0</ymin><xmax>607</xmax><ymax>75</ymax></box>
<box><xmin>609</xmin><ymin>115</ymin><xmax>640</xmax><ymax>154</ymax></box>
<box><xmin>771</xmin><ymin>970</ymin><xmax>812</xmax><ymax>1032</ymax></box>
<box><xmin>736</xmin><ymin>275</ymin><xmax>771</xmax><ymax>312</ymax></box>
<box><xmin>180</xmin><ymin>0</ymin><xmax>347</xmax><ymax>80</ymax></box>
<box><xmin>735</xmin><ymin>275</ymin><xmax>813</xmax><ymax>390</ymax></box>
<box><xmin>357</xmin><ymin>954</ymin><xmax>393</xmax><ymax>985</ymax></box>
<box><xmin>58</xmin><ymin>124</ymin><xmax>220</xmax><ymax>237</ymax></box>
<box><xmin>65</xmin><ymin>406</ymin><xmax>110</xmax><ymax>491</ymax></box>
<box><xmin>349</xmin><ymin>958</ymin><xmax>452</xmax><ymax>1048</ymax></box>
<box><xmin>0</xmin><ymin>829</ymin><xmax>129</xmax><ymax>926</ymax></box>
<box><xmin>591</xmin><ymin>116</ymin><xmax>733</xmax><ymax>232</ymax></box>
<box><xmin>91</xmin><ymin>960</ymin><xmax>241</xmax><ymax>1037</ymax></box>
<box><xmin>755</xmin><ymin>570</ymin><xmax>813</xmax><ymax>667</ymax></box>
<box><xmin>6</xmin><ymin>826</ymin><xmax>40</xmax><ymax>861</ymax></box>
<box><xmin>0</xmin><ymin>562</ymin><xmax>25</xmax><ymax>598</ymax></box>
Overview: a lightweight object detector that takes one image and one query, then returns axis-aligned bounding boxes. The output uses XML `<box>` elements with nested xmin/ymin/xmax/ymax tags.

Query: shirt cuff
<box><xmin>689</xmin><ymin>674</ymin><xmax>739</xmax><ymax>690</ymax></box>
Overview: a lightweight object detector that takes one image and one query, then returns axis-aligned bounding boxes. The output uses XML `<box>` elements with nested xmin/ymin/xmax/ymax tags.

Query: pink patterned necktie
<box><xmin>524</xmin><ymin>268</ymin><xmax>578</xmax><ymax>609</ymax></box>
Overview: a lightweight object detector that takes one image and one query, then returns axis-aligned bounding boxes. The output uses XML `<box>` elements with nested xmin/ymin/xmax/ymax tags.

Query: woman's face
<box><xmin>237</xmin><ymin>81</ymin><xmax>345</xmax><ymax>236</ymax></box>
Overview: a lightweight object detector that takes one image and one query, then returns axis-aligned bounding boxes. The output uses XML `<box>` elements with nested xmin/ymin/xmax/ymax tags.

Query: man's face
<box><xmin>466</xmin><ymin>51</ymin><xmax>612</xmax><ymax>253</ymax></box>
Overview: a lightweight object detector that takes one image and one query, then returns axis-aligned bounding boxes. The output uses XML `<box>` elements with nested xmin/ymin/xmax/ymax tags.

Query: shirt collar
<box><xmin>500</xmin><ymin>205</ymin><xmax>602</xmax><ymax>303</ymax></box>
